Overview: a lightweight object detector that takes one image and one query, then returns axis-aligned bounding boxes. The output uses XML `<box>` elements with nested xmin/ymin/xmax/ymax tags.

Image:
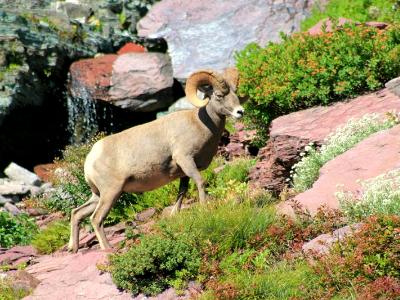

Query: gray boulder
<box><xmin>0</xmin><ymin>195</ymin><xmax>12</xmax><ymax>205</ymax></box>
<box><xmin>0</xmin><ymin>180</ymin><xmax>30</xmax><ymax>197</ymax></box>
<box><xmin>386</xmin><ymin>76</ymin><xmax>400</xmax><ymax>97</ymax></box>
<box><xmin>137</xmin><ymin>0</ymin><xmax>315</xmax><ymax>80</ymax></box>
<box><xmin>4</xmin><ymin>202</ymin><xmax>21</xmax><ymax>216</ymax></box>
<box><xmin>4</xmin><ymin>163</ymin><xmax>42</xmax><ymax>187</ymax></box>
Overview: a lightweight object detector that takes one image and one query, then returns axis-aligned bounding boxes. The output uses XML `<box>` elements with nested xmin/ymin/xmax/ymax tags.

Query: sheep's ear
<box><xmin>223</xmin><ymin>67</ymin><xmax>239</xmax><ymax>92</ymax></box>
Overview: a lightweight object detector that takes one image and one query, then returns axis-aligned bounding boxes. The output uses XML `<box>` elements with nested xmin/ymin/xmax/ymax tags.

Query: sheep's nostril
<box><xmin>237</xmin><ymin>109</ymin><xmax>244</xmax><ymax>116</ymax></box>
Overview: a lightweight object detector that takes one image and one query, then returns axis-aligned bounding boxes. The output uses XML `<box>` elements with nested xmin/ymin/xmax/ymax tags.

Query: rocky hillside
<box><xmin>0</xmin><ymin>0</ymin><xmax>400</xmax><ymax>299</ymax></box>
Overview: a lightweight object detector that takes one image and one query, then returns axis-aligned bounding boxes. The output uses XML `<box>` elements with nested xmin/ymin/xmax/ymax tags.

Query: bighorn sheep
<box><xmin>68</xmin><ymin>69</ymin><xmax>244</xmax><ymax>252</ymax></box>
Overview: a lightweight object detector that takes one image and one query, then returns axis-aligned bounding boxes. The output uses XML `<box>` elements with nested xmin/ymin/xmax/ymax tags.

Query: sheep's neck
<box><xmin>199</xmin><ymin>105</ymin><xmax>226</xmax><ymax>135</ymax></box>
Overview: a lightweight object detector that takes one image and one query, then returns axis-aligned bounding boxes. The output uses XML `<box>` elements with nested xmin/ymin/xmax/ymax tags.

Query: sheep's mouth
<box><xmin>231</xmin><ymin>112</ymin><xmax>243</xmax><ymax>120</ymax></box>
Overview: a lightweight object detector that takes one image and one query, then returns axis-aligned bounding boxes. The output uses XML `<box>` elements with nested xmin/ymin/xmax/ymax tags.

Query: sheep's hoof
<box><xmin>170</xmin><ymin>204</ymin><xmax>182</xmax><ymax>216</ymax></box>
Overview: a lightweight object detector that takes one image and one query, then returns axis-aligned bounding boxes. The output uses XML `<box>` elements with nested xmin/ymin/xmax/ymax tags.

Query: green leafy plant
<box><xmin>338</xmin><ymin>168</ymin><xmax>400</xmax><ymax>221</ymax></box>
<box><xmin>109</xmin><ymin>234</ymin><xmax>201</xmax><ymax>295</ymax></box>
<box><xmin>0</xmin><ymin>212</ymin><xmax>38</xmax><ymax>248</ymax></box>
<box><xmin>292</xmin><ymin>113</ymin><xmax>399</xmax><ymax>192</ymax></box>
<box><xmin>302</xmin><ymin>0</ymin><xmax>400</xmax><ymax>31</ymax></box>
<box><xmin>236</xmin><ymin>24</ymin><xmax>400</xmax><ymax>142</ymax></box>
<box><xmin>31</xmin><ymin>220</ymin><xmax>70</xmax><ymax>254</ymax></box>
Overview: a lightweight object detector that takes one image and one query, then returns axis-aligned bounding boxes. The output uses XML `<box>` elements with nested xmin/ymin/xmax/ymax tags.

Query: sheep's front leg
<box><xmin>174</xmin><ymin>155</ymin><xmax>206</xmax><ymax>204</ymax></box>
<box><xmin>171</xmin><ymin>176</ymin><xmax>189</xmax><ymax>215</ymax></box>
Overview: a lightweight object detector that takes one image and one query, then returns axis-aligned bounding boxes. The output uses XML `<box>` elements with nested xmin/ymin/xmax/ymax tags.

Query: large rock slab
<box><xmin>69</xmin><ymin>52</ymin><xmax>175</xmax><ymax>112</ymax></box>
<box><xmin>24</xmin><ymin>251</ymin><xmax>132</xmax><ymax>300</ymax></box>
<box><xmin>280</xmin><ymin>125</ymin><xmax>400</xmax><ymax>216</ymax></box>
<box><xmin>137</xmin><ymin>0</ymin><xmax>316</xmax><ymax>80</ymax></box>
<box><xmin>24</xmin><ymin>250</ymin><xmax>197</xmax><ymax>300</ymax></box>
<box><xmin>249</xmin><ymin>88</ymin><xmax>400</xmax><ymax>192</ymax></box>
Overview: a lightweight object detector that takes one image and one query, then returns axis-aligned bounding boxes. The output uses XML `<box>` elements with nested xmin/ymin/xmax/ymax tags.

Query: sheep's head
<box><xmin>185</xmin><ymin>69</ymin><xmax>244</xmax><ymax>119</ymax></box>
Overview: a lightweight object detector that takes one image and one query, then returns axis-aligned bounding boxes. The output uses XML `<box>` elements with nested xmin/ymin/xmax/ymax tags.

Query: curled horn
<box><xmin>185</xmin><ymin>70</ymin><xmax>228</xmax><ymax>107</ymax></box>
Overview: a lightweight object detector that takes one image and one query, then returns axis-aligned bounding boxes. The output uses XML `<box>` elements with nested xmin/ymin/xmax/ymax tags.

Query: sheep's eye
<box><xmin>215</xmin><ymin>92</ymin><xmax>224</xmax><ymax>100</ymax></box>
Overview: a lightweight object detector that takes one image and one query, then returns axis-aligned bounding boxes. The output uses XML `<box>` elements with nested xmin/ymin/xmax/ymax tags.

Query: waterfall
<box><xmin>67</xmin><ymin>94</ymin><xmax>99</xmax><ymax>144</ymax></box>
<box><xmin>66</xmin><ymin>84</ymin><xmax>157</xmax><ymax>145</ymax></box>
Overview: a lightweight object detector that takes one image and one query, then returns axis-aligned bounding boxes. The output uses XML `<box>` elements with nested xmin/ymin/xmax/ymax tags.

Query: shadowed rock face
<box><xmin>137</xmin><ymin>0</ymin><xmax>316</xmax><ymax>80</ymax></box>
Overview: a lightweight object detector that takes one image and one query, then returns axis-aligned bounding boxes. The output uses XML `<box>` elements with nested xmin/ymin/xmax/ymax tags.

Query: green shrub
<box><xmin>236</xmin><ymin>24</ymin><xmax>400</xmax><ymax>142</ymax></box>
<box><xmin>292</xmin><ymin>113</ymin><xmax>398</xmax><ymax>192</ymax></box>
<box><xmin>308</xmin><ymin>215</ymin><xmax>400</xmax><ymax>299</ymax></box>
<box><xmin>0</xmin><ymin>212</ymin><xmax>38</xmax><ymax>248</ymax></box>
<box><xmin>109</xmin><ymin>234</ymin><xmax>200</xmax><ymax>295</ymax></box>
<box><xmin>31</xmin><ymin>220</ymin><xmax>70</xmax><ymax>254</ymax></box>
<box><xmin>302</xmin><ymin>0</ymin><xmax>400</xmax><ymax>31</ymax></box>
<box><xmin>338</xmin><ymin>169</ymin><xmax>400</xmax><ymax>221</ymax></box>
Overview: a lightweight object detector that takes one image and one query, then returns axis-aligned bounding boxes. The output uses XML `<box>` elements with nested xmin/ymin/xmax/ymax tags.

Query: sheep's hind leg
<box><xmin>90</xmin><ymin>189</ymin><xmax>121</xmax><ymax>250</ymax></box>
<box><xmin>171</xmin><ymin>176</ymin><xmax>189</xmax><ymax>215</ymax></box>
<box><xmin>68</xmin><ymin>193</ymin><xmax>99</xmax><ymax>253</ymax></box>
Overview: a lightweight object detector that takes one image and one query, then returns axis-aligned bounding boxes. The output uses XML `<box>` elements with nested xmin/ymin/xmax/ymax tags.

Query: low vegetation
<box><xmin>236</xmin><ymin>24</ymin><xmax>400</xmax><ymax>143</ymax></box>
<box><xmin>307</xmin><ymin>215</ymin><xmax>400</xmax><ymax>299</ymax></box>
<box><xmin>0</xmin><ymin>278</ymin><xmax>30</xmax><ymax>300</ymax></box>
<box><xmin>302</xmin><ymin>0</ymin><xmax>400</xmax><ymax>30</ymax></box>
<box><xmin>292</xmin><ymin>113</ymin><xmax>399</xmax><ymax>192</ymax></box>
<box><xmin>0</xmin><ymin>211</ymin><xmax>38</xmax><ymax>248</ymax></box>
<box><xmin>31</xmin><ymin>220</ymin><xmax>70</xmax><ymax>254</ymax></box>
<box><xmin>338</xmin><ymin>168</ymin><xmax>400</xmax><ymax>221</ymax></box>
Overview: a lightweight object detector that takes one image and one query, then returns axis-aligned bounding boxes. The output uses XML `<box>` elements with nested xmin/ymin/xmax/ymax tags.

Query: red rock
<box><xmin>308</xmin><ymin>18</ymin><xmax>389</xmax><ymax>36</ymax></box>
<box><xmin>302</xmin><ymin>223</ymin><xmax>362</xmax><ymax>256</ymax></box>
<box><xmin>35</xmin><ymin>212</ymin><xmax>64</xmax><ymax>229</ymax></box>
<box><xmin>135</xmin><ymin>207</ymin><xmax>156</xmax><ymax>222</ymax></box>
<box><xmin>117</xmin><ymin>42</ymin><xmax>146</xmax><ymax>55</ymax></box>
<box><xmin>33</xmin><ymin>163</ymin><xmax>57</xmax><ymax>182</ymax></box>
<box><xmin>308</xmin><ymin>17</ymin><xmax>357</xmax><ymax>35</ymax></box>
<box><xmin>9</xmin><ymin>270</ymin><xmax>40</xmax><ymax>292</ymax></box>
<box><xmin>220</xmin><ymin>122</ymin><xmax>257</xmax><ymax>158</ymax></box>
<box><xmin>69</xmin><ymin>52</ymin><xmax>174</xmax><ymax>112</ymax></box>
<box><xmin>279</xmin><ymin>125</ymin><xmax>400</xmax><ymax>216</ymax></box>
<box><xmin>25</xmin><ymin>250</ymin><xmax>132</xmax><ymax>300</ymax></box>
<box><xmin>249</xmin><ymin>88</ymin><xmax>400</xmax><ymax>192</ymax></box>
<box><xmin>0</xmin><ymin>246</ymin><xmax>37</xmax><ymax>268</ymax></box>
<box><xmin>365</xmin><ymin>21</ymin><xmax>389</xmax><ymax>29</ymax></box>
<box><xmin>69</xmin><ymin>54</ymin><xmax>118</xmax><ymax>101</ymax></box>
